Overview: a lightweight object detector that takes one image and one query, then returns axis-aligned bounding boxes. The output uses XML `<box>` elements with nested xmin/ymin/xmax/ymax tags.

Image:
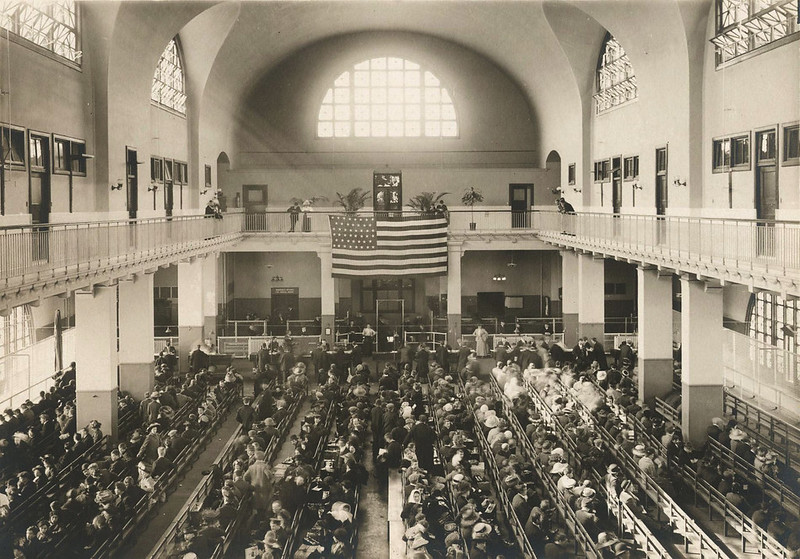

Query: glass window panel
<box><xmin>371</xmin><ymin>121</ymin><xmax>387</xmax><ymax>137</ymax></box>
<box><xmin>354</xmin><ymin>88</ymin><xmax>370</xmax><ymax>104</ymax></box>
<box><xmin>318</xmin><ymin>105</ymin><xmax>333</xmax><ymax>120</ymax></box>
<box><xmin>441</xmin><ymin>89</ymin><xmax>453</xmax><ymax>104</ymax></box>
<box><xmin>405</xmin><ymin>60</ymin><xmax>420</xmax><ymax>70</ymax></box>
<box><xmin>372</xmin><ymin>105</ymin><xmax>387</xmax><ymax>120</ymax></box>
<box><xmin>388</xmin><ymin>87</ymin><xmax>403</xmax><ymax>103</ymax></box>
<box><xmin>354</xmin><ymin>105</ymin><xmax>370</xmax><ymax>121</ymax></box>
<box><xmin>405</xmin><ymin>71</ymin><xmax>420</xmax><ymax>86</ymax></box>
<box><xmin>424</xmin><ymin>71</ymin><xmax>440</xmax><ymax>86</ymax></box>
<box><xmin>318</xmin><ymin>122</ymin><xmax>333</xmax><ymax>137</ymax></box>
<box><xmin>442</xmin><ymin>105</ymin><xmax>456</xmax><ymax>120</ymax></box>
<box><xmin>151</xmin><ymin>38</ymin><xmax>186</xmax><ymax>114</ymax></box>
<box><xmin>595</xmin><ymin>34</ymin><xmax>637</xmax><ymax>114</ymax></box>
<box><xmin>372</xmin><ymin>88</ymin><xmax>387</xmax><ymax>104</ymax></box>
<box><xmin>388</xmin><ymin>105</ymin><xmax>403</xmax><ymax>121</ymax></box>
<box><xmin>334</xmin><ymin>87</ymin><xmax>349</xmax><ymax>103</ymax></box>
<box><xmin>425</xmin><ymin>121</ymin><xmax>441</xmax><ymax>137</ymax></box>
<box><xmin>354</xmin><ymin>122</ymin><xmax>370</xmax><ymax>137</ymax></box>
<box><xmin>405</xmin><ymin>105</ymin><xmax>421</xmax><ymax>121</ymax></box>
<box><xmin>334</xmin><ymin>105</ymin><xmax>350</xmax><ymax>120</ymax></box>
<box><xmin>425</xmin><ymin>105</ymin><xmax>441</xmax><ymax>120</ymax></box>
<box><xmin>388</xmin><ymin>57</ymin><xmax>404</xmax><ymax>70</ymax></box>
<box><xmin>334</xmin><ymin>122</ymin><xmax>351</xmax><ymax>137</ymax></box>
<box><xmin>388</xmin><ymin>121</ymin><xmax>404</xmax><ymax>137</ymax></box>
<box><xmin>354</xmin><ymin>60</ymin><xmax>369</xmax><ymax>70</ymax></box>
<box><xmin>322</xmin><ymin>89</ymin><xmax>334</xmax><ymax>104</ymax></box>
<box><xmin>405</xmin><ymin>121</ymin><xmax>421</xmax><ymax>136</ymax></box>
<box><xmin>405</xmin><ymin>87</ymin><xmax>421</xmax><ymax>104</ymax></box>
<box><xmin>388</xmin><ymin>71</ymin><xmax>404</xmax><ymax>86</ymax></box>
<box><xmin>425</xmin><ymin>87</ymin><xmax>441</xmax><ymax>103</ymax></box>
<box><xmin>371</xmin><ymin>57</ymin><xmax>387</xmax><ymax>70</ymax></box>
<box><xmin>371</xmin><ymin>71</ymin><xmax>387</xmax><ymax>86</ymax></box>
<box><xmin>354</xmin><ymin>71</ymin><xmax>369</xmax><ymax>86</ymax></box>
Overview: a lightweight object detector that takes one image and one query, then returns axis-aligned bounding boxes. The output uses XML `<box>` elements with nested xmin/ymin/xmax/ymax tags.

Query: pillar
<box><xmin>119</xmin><ymin>273</ymin><xmax>155</xmax><ymax>400</ymax></box>
<box><xmin>681</xmin><ymin>276</ymin><xmax>724</xmax><ymax>446</ymax></box>
<box><xmin>561</xmin><ymin>251</ymin><xmax>579</xmax><ymax>346</ymax></box>
<box><xmin>447</xmin><ymin>244</ymin><xmax>463</xmax><ymax>347</ymax></box>
<box><xmin>202</xmin><ymin>254</ymin><xmax>219</xmax><ymax>344</ymax></box>
<box><xmin>637</xmin><ymin>267</ymin><xmax>674</xmax><ymax>404</ymax></box>
<box><xmin>319</xmin><ymin>249</ymin><xmax>335</xmax><ymax>345</ymax></box>
<box><xmin>578</xmin><ymin>253</ymin><xmax>605</xmax><ymax>341</ymax></box>
<box><xmin>75</xmin><ymin>286</ymin><xmax>119</xmax><ymax>441</ymax></box>
<box><xmin>178</xmin><ymin>259</ymin><xmax>205</xmax><ymax>372</ymax></box>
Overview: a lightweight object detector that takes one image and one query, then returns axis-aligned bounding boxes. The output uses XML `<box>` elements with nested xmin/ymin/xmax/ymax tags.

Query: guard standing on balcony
<box><xmin>287</xmin><ymin>201</ymin><xmax>301</xmax><ymax>232</ymax></box>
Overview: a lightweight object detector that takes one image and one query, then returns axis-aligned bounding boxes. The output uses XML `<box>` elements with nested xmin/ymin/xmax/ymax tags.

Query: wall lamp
<box><xmin>271</xmin><ymin>275</ymin><xmax>284</xmax><ymax>282</ymax></box>
<box><xmin>492</xmin><ymin>274</ymin><xmax>507</xmax><ymax>281</ymax></box>
<box><xmin>572</xmin><ymin>187</ymin><xmax>582</xmax><ymax>193</ymax></box>
<box><xmin>200</xmin><ymin>189</ymin><xmax>209</xmax><ymax>196</ymax></box>
<box><xmin>110</xmin><ymin>180</ymin><xmax>123</xmax><ymax>191</ymax></box>
<box><xmin>148</xmin><ymin>183</ymin><xmax>159</xmax><ymax>192</ymax></box>
<box><xmin>673</xmin><ymin>178</ymin><xmax>687</xmax><ymax>188</ymax></box>
<box><xmin>632</xmin><ymin>183</ymin><xmax>643</xmax><ymax>191</ymax></box>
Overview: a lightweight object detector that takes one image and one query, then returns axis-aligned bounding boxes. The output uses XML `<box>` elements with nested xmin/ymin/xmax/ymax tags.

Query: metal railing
<box><xmin>0</xmin><ymin>214</ymin><xmax>243</xmax><ymax>293</ymax></box>
<box><xmin>532</xmin><ymin>211</ymin><xmax>800</xmax><ymax>284</ymax></box>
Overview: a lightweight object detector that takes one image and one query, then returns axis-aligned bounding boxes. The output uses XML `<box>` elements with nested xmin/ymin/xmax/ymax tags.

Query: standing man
<box><xmin>457</xmin><ymin>339</ymin><xmax>471</xmax><ymax>375</ymax></box>
<box><xmin>415</xmin><ymin>344</ymin><xmax>430</xmax><ymax>378</ymax></box>
<box><xmin>362</xmin><ymin>323</ymin><xmax>376</xmax><ymax>357</ymax></box>
<box><xmin>404</xmin><ymin>415</ymin><xmax>436</xmax><ymax>473</ymax></box>
<box><xmin>287</xmin><ymin>201</ymin><xmax>301</xmax><ymax>232</ymax></box>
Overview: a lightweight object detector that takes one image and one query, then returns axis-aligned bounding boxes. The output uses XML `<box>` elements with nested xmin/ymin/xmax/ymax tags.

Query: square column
<box><xmin>75</xmin><ymin>286</ymin><xmax>119</xmax><ymax>441</ymax></box>
<box><xmin>202</xmin><ymin>255</ymin><xmax>219</xmax><ymax>344</ymax></box>
<box><xmin>119</xmin><ymin>273</ymin><xmax>155</xmax><ymax>400</ymax></box>
<box><xmin>578</xmin><ymin>253</ymin><xmax>605</xmax><ymax>341</ymax></box>
<box><xmin>447</xmin><ymin>244</ymin><xmax>463</xmax><ymax>347</ymax></box>
<box><xmin>178</xmin><ymin>259</ymin><xmax>205</xmax><ymax>372</ymax></box>
<box><xmin>319</xmin><ymin>249</ymin><xmax>335</xmax><ymax>345</ymax></box>
<box><xmin>681</xmin><ymin>277</ymin><xmax>724</xmax><ymax>446</ymax></box>
<box><xmin>637</xmin><ymin>268</ymin><xmax>674</xmax><ymax>404</ymax></box>
<box><xmin>560</xmin><ymin>251</ymin><xmax>579</xmax><ymax>346</ymax></box>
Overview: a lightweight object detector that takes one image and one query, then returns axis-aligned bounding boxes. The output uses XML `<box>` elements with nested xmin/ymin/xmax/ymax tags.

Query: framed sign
<box><xmin>373</xmin><ymin>171</ymin><xmax>402</xmax><ymax>212</ymax></box>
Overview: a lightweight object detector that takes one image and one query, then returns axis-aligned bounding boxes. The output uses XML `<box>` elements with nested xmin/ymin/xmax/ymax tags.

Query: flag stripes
<box><xmin>329</xmin><ymin>214</ymin><xmax>449</xmax><ymax>277</ymax></box>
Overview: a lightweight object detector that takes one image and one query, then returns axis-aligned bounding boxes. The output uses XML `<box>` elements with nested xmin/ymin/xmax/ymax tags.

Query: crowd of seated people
<box><xmin>0</xmin><ymin>359</ymin><xmax>240</xmax><ymax>559</ymax></box>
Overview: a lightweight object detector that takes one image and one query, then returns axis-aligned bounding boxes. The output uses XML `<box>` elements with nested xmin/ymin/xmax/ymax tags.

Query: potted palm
<box><xmin>461</xmin><ymin>187</ymin><xmax>484</xmax><ymax>230</ymax></box>
<box><xmin>333</xmin><ymin>187</ymin><xmax>370</xmax><ymax>214</ymax></box>
<box><xmin>407</xmin><ymin>191</ymin><xmax>449</xmax><ymax>216</ymax></box>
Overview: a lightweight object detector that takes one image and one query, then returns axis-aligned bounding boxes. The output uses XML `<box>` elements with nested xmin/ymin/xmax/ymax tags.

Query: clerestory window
<box><xmin>151</xmin><ymin>38</ymin><xmax>187</xmax><ymax>115</ymax></box>
<box><xmin>317</xmin><ymin>57</ymin><xmax>458</xmax><ymax>138</ymax></box>
<box><xmin>0</xmin><ymin>0</ymin><xmax>80</xmax><ymax>63</ymax></box>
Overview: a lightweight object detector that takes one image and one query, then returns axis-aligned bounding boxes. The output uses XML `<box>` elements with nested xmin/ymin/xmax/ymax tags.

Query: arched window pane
<box><xmin>0</xmin><ymin>1</ymin><xmax>80</xmax><ymax>63</ymax></box>
<box><xmin>317</xmin><ymin>57</ymin><xmax>458</xmax><ymax>138</ymax></box>
<box><xmin>151</xmin><ymin>38</ymin><xmax>187</xmax><ymax>115</ymax></box>
<box><xmin>594</xmin><ymin>34</ymin><xmax>637</xmax><ymax>115</ymax></box>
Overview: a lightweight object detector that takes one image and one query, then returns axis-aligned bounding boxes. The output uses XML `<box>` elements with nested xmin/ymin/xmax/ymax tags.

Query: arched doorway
<box><xmin>216</xmin><ymin>152</ymin><xmax>231</xmax><ymax>210</ymax></box>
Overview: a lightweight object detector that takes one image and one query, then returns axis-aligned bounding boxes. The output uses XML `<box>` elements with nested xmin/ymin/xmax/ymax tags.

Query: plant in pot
<box><xmin>461</xmin><ymin>187</ymin><xmax>484</xmax><ymax>230</ymax></box>
<box><xmin>407</xmin><ymin>191</ymin><xmax>449</xmax><ymax>216</ymax></box>
<box><xmin>333</xmin><ymin>187</ymin><xmax>370</xmax><ymax>214</ymax></box>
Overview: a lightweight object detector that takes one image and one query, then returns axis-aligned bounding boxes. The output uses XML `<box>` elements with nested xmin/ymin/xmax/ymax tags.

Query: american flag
<box><xmin>329</xmin><ymin>214</ymin><xmax>448</xmax><ymax>277</ymax></box>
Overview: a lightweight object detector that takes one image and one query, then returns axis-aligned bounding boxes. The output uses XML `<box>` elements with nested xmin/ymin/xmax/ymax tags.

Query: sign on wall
<box><xmin>373</xmin><ymin>171</ymin><xmax>402</xmax><ymax>212</ymax></box>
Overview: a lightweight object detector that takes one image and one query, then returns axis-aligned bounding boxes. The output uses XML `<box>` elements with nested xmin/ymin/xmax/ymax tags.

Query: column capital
<box><xmin>447</xmin><ymin>241</ymin><xmax>464</xmax><ymax>257</ymax></box>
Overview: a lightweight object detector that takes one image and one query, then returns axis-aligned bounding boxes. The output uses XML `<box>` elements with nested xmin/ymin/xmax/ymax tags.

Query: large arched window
<box><xmin>747</xmin><ymin>292</ymin><xmax>799</xmax><ymax>354</ymax></box>
<box><xmin>151</xmin><ymin>38</ymin><xmax>187</xmax><ymax>115</ymax></box>
<box><xmin>0</xmin><ymin>305</ymin><xmax>33</xmax><ymax>356</ymax></box>
<box><xmin>0</xmin><ymin>0</ymin><xmax>80</xmax><ymax>63</ymax></box>
<box><xmin>317</xmin><ymin>57</ymin><xmax>458</xmax><ymax>138</ymax></box>
<box><xmin>594</xmin><ymin>34</ymin><xmax>637</xmax><ymax>115</ymax></box>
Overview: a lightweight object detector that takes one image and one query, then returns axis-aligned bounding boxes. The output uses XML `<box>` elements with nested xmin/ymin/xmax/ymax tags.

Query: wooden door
<box><xmin>29</xmin><ymin>134</ymin><xmax>50</xmax><ymax>224</ymax></box>
<box><xmin>755</xmin><ymin>129</ymin><xmax>778</xmax><ymax>221</ymax></box>
<box><xmin>477</xmin><ymin>291</ymin><xmax>505</xmax><ymax>319</ymax></box>
<box><xmin>655</xmin><ymin>147</ymin><xmax>668</xmax><ymax>216</ymax></box>
<box><xmin>126</xmin><ymin>148</ymin><xmax>138</xmax><ymax>219</ymax></box>
<box><xmin>243</xmin><ymin>184</ymin><xmax>268</xmax><ymax>213</ymax></box>
<box><xmin>612</xmin><ymin>156</ymin><xmax>622</xmax><ymax>215</ymax></box>
<box><xmin>164</xmin><ymin>159</ymin><xmax>174</xmax><ymax>217</ymax></box>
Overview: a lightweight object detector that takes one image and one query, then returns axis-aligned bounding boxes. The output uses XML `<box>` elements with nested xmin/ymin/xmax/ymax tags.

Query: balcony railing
<box><xmin>0</xmin><ymin>214</ymin><xmax>243</xmax><ymax>293</ymax></box>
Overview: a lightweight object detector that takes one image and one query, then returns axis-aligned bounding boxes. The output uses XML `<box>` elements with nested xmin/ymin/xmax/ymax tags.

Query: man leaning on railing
<box><xmin>557</xmin><ymin>197</ymin><xmax>576</xmax><ymax>236</ymax></box>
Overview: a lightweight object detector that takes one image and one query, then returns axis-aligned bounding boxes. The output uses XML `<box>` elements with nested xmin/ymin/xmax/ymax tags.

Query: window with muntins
<box><xmin>712</xmin><ymin>0</ymin><xmax>798</xmax><ymax>66</ymax></box>
<box><xmin>784</xmin><ymin>123</ymin><xmax>799</xmax><ymax>165</ymax></box>
<box><xmin>0</xmin><ymin>304</ymin><xmax>33</xmax><ymax>356</ymax></box>
<box><xmin>623</xmin><ymin>156</ymin><xmax>639</xmax><ymax>180</ymax></box>
<box><xmin>317</xmin><ymin>57</ymin><xmax>458</xmax><ymax>138</ymax></box>
<box><xmin>0</xmin><ymin>0</ymin><xmax>80</xmax><ymax>63</ymax></box>
<box><xmin>748</xmin><ymin>292</ymin><xmax>799</xmax><ymax>356</ymax></box>
<box><xmin>713</xmin><ymin>133</ymin><xmax>750</xmax><ymax>172</ymax></box>
<box><xmin>151</xmin><ymin>38</ymin><xmax>187</xmax><ymax>115</ymax></box>
<box><xmin>594</xmin><ymin>34</ymin><xmax>638</xmax><ymax>115</ymax></box>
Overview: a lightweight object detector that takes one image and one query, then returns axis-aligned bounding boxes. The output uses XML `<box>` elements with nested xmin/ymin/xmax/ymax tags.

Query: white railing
<box><xmin>0</xmin><ymin>328</ymin><xmax>75</xmax><ymax>409</ymax></box>
<box><xmin>723</xmin><ymin>329</ymin><xmax>800</xmax><ymax>417</ymax></box>
<box><xmin>533</xmin><ymin>211</ymin><xmax>800</xmax><ymax>283</ymax></box>
<box><xmin>0</xmin><ymin>214</ymin><xmax>244</xmax><ymax>292</ymax></box>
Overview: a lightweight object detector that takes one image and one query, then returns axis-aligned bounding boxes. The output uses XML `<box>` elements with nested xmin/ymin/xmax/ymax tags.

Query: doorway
<box><xmin>29</xmin><ymin>133</ymin><xmax>50</xmax><ymax>225</ymax></box>
<box><xmin>509</xmin><ymin>183</ymin><xmax>533</xmax><ymax>228</ymax></box>
<box><xmin>126</xmin><ymin>148</ymin><xmax>139</xmax><ymax>219</ymax></box>
<box><xmin>163</xmin><ymin>159</ymin><xmax>174</xmax><ymax>217</ymax></box>
<box><xmin>243</xmin><ymin>184</ymin><xmax>268</xmax><ymax>213</ymax></box>
<box><xmin>612</xmin><ymin>156</ymin><xmax>622</xmax><ymax>215</ymax></box>
<box><xmin>477</xmin><ymin>291</ymin><xmax>505</xmax><ymax>319</ymax></box>
<box><xmin>755</xmin><ymin>129</ymin><xmax>778</xmax><ymax>221</ymax></box>
<box><xmin>271</xmin><ymin>287</ymin><xmax>299</xmax><ymax>332</ymax></box>
<box><xmin>655</xmin><ymin>147</ymin><xmax>668</xmax><ymax>244</ymax></box>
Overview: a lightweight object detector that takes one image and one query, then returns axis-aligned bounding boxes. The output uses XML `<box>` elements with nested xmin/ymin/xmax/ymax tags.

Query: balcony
<box><xmin>1</xmin><ymin>209</ymin><xmax>798</xmax><ymax>311</ymax></box>
<box><xmin>0</xmin><ymin>214</ymin><xmax>244</xmax><ymax>311</ymax></box>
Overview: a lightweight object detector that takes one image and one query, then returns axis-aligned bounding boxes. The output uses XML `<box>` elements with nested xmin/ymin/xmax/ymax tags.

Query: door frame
<box><xmin>508</xmin><ymin>183</ymin><xmax>534</xmax><ymax>228</ymax></box>
<box><xmin>611</xmin><ymin>155</ymin><xmax>623</xmax><ymax>214</ymax></box>
<box><xmin>754</xmin><ymin>125</ymin><xmax>778</xmax><ymax>220</ymax></box>
<box><xmin>28</xmin><ymin>130</ymin><xmax>51</xmax><ymax>224</ymax></box>
<box><xmin>655</xmin><ymin>145</ymin><xmax>668</xmax><ymax>216</ymax></box>
<box><xmin>126</xmin><ymin>147</ymin><xmax>139</xmax><ymax>219</ymax></box>
<box><xmin>242</xmin><ymin>184</ymin><xmax>269</xmax><ymax>212</ymax></box>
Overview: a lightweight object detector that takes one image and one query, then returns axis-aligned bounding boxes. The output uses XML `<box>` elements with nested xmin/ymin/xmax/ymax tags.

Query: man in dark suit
<box><xmin>415</xmin><ymin>344</ymin><xmax>430</xmax><ymax>377</ymax></box>
<box><xmin>190</xmin><ymin>345</ymin><xmax>209</xmax><ymax>373</ymax></box>
<box><xmin>590</xmin><ymin>337</ymin><xmax>608</xmax><ymax>369</ymax></box>
<box><xmin>404</xmin><ymin>415</ymin><xmax>436</xmax><ymax>472</ymax></box>
<box><xmin>456</xmin><ymin>340</ymin><xmax>471</xmax><ymax>375</ymax></box>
